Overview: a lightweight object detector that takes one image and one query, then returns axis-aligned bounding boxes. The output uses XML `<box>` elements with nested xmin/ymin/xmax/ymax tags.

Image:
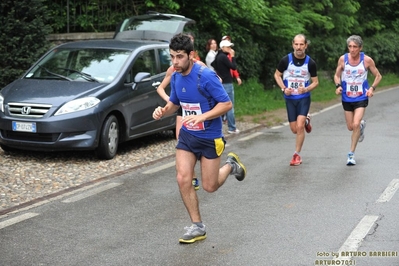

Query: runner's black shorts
<box><xmin>342</xmin><ymin>100</ymin><xmax>368</xmax><ymax>112</ymax></box>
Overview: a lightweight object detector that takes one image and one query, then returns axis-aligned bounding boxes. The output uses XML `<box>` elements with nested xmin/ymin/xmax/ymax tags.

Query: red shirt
<box><xmin>227</xmin><ymin>53</ymin><xmax>240</xmax><ymax>79</ymax></box>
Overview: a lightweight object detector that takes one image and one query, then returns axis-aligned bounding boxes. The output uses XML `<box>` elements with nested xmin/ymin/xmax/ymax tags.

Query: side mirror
<box><xmin>132</xmin><ymin>72</ymin><xmax>151</xmax><ymax>90</ymax></box>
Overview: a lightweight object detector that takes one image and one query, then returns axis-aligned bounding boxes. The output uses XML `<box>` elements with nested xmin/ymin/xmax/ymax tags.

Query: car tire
<box><xmin>96</xmin><ymin>115</ymin><xmax>119</xmax><ymax>160</ymax></box>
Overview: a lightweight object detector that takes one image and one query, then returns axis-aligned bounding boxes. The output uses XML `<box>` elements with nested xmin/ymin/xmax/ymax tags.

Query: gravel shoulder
<box><xmin>0</xmin><ymin>122</ymin><xmax>262</xmax><ymax>214</ymax></box>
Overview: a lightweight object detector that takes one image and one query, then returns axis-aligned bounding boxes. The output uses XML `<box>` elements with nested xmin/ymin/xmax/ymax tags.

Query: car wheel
<box><xmin>96</xmin><ymin>115</ymin><xmax>119</xmax><ymax>160</ymax></box>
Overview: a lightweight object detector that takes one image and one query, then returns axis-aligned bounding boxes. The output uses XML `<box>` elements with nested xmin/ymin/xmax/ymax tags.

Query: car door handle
<box><xmin>152</xmin><ymin>81</ymin><xmax>161</xmax><ymax>88</ymax></box>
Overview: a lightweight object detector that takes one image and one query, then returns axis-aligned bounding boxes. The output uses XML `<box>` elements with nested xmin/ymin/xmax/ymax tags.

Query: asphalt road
<box><xmin>1</xmin><ymin>87</ymin><xmax>398</xmax><ymax>266</ymax></box>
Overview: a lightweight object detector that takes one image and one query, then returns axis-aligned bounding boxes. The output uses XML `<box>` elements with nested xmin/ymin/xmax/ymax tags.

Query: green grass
<box><xmin>235</xmin><ymin>72</ymin><xmax>399</xmax><ymax>118</ymax></box>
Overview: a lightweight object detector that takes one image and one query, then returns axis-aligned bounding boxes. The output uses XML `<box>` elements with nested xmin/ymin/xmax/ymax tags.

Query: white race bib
<box><xmin>287</xmin><ymin>77</ymin><xmax>305</xmax><ymax>95</ymax></box>
<box><xmin>180</xmin><ymin>102</ymin><xmax>205</xmax><ymax>131</ymax></box>
<box><xmin>345</xmin><ymin>82</ymin><xmax>364</xmax><ymax>98</ymax></box>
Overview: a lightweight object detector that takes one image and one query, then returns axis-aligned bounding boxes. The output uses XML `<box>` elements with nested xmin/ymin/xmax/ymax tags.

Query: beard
<box><xmin>175</xmin><ymin>60</ymin><xmax>193</xmax><ymax>75</ymax></box>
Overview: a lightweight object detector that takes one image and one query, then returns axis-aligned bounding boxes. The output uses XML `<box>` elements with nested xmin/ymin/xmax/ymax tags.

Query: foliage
<box><xmin>235</xmin><ymin>78</ymin><xmax>284</xmax><ymax>117</ymax></box>
<box><xmin>1</xmin><ymin>0</ymin><xmax>399</xmax><ymax>89</ymax></box>
<box><xmin>363</xmin><ymin>32</ymin><xmax>399</xmax><ymax>73</ymax></box>
<box><xmin>46</xmin><ymin>0</ymin><xmax>182</xmax><ymax>33</ymax></box>
<box><xmin>0</xmin><ymin>0</ymin><xmax>52</xmax><ymax>88</ymax></box>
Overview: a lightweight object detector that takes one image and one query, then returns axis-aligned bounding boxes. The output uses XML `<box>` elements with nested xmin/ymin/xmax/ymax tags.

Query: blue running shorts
<box><xmin>176</xmin><ymin>129</ymin><xmax>225</xmax><ymax>160</ymax></box>
<box><xmin>285</xmin><ymin>96</ymin><xmax>311</xmax><ymax>122</ymax></box>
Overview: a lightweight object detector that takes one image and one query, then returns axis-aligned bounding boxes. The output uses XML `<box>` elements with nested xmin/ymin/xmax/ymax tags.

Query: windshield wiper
<box><xmin>58</xmin><ymin>68</ymin><xmax>100</xmax><ymax>83</ymax></box>
<box><xmin>38</xmin><ymin>65</ymin><xmax>72</xmax><ymax>81</ymax></box>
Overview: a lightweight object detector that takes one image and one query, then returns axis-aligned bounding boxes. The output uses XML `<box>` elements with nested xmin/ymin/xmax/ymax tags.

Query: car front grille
<box><xmin>1</xmin><ymin>130</ymin><xmax>60</xmax><ymax>142</ymax></box>
<box><xmin>8</xmin><ymin>102</ymin><xmax>52</xmax><ymax>118</ymax></box>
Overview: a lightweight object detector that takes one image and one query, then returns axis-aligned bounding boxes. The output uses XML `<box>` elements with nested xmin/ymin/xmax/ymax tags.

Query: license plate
<box><xmin>12</xmin><ymin>121</ymin><xmax>37</xmax><ymax>133</ymax></box>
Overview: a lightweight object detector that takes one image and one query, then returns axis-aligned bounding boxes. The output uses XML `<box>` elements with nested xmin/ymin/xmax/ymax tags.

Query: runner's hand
<box><xmin>335</xmin><ymin>87</ymin><xmax>342</xmax><ymax>95</ymax></box>
<box><xmin>366</xmin><ymin>89</ymin><xmax>374</xmax><ymax>97</ymax></box>
<box><xmin>153</xmin><ymin>106</ymin><xmax>165</xmax><ymax>120</ymax></box>
<box><xmin>182</xmin><ymin>115</ymin><xmax>205</xmax><ymax>126</ymax></box>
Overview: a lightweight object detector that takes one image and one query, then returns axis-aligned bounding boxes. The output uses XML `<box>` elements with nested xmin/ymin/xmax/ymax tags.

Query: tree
<box><xmin>3</xmin><ymin>0</ymin><xmax>398</xmax><ymax>88</ymax></box>
<box><xmin>0</xmin><ymin>0</ymin><xmax>52</xmax><ymax>88</ymax></box>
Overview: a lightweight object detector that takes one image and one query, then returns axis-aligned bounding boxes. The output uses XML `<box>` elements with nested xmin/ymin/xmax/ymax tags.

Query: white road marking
<box><xmin>238</xmin><ymin>132</ymin><xmax>264</xmax><ymax>141</ymax></box>
<box><xmin>337</xmin><ymin>215</ymin><xmax>379</xmax><ymax>259</ymax></box>
<box><xmin>270</xmin><ymin>125</ymin><xmax>286</xmax><ymax>129</ymax></box>
<box><xmin>142</xmin><ymin>161</ymin><xmax>175</xmax><ymax>174</ymax></box>
<box><xmin>0</xmin><ymin>213</ymin><xmax>39</xmax><ymax>230</ymax></box>
<box><xmin>62</xmin><ymin>182</ymin><xmax>122</xmax><ymax>203</ymax></box>
<box><xmin>376</xmin><ymin>179</ymin><xmax>399</xmax><ymax>203</ymax></box>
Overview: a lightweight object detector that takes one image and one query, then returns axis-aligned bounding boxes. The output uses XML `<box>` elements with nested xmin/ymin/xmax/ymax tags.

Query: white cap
<box><xmin>219</xmin><ymin>40</ymin><xmax>234</xmax><ymax>47</ymax></box>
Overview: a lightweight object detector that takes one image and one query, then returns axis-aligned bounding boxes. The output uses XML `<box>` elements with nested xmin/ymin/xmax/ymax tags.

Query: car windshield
<box><xmin>25</xmin><ymin>48</ymin><xmax>132</xmax><ymax>83</ymax></box>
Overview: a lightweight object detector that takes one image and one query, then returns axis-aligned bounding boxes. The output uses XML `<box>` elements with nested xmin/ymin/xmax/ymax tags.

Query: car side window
<box><xmin>134</xmin><ymin>50</ymin><xmax>156</xmax><ymax>76</ymax></box>
<box><xmin>158</xmin><ymin>48</ymin><xmax>172</xmax><ymax>72</ymax></box>
<box><xmin>126</xmin><ymin>49</ymin><xmax>156</xmax><ymax>83</ymax></box>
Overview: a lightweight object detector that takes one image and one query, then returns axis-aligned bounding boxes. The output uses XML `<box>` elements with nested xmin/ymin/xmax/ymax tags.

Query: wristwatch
<box><xmin>335</xmin><ymin>83</ymin><xmax>341</xmax><ymax>88</ymax></box>
<box><xmin>370</xmin><ymin>85</ymin><xmax>376</xmax><ymax>90</ymax></box>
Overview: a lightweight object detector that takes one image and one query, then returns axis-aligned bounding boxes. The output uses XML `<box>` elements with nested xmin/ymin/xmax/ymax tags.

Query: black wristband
<box><xmin>370</xmin><ymin>85</ymin><xmax>376</xmax><ymax>90</ymax></box>
<box><xmin>335</xmin><ymin>83</ymin><xmax>341</xmax><ymax>88</ymax></box>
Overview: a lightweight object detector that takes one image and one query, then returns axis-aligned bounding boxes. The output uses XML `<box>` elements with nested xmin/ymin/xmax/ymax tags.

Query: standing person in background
<box><xmin>221</xmin><ymin>35</ymin><xmax>242</xmax><ymax>85</ymax></box>
<box><xmin>334</xmin><ymin>35</ymin><xmax>382</xmax><ymax>166</ymax></box>
<box><xmin>187</xmin><ymin>32</ymin><xmax>200</xmax><ymax>61</ymax></box>
<box><xmin>212</xmin><ymin>39</ymin><xmax>240</xmax><ymax>134</ymax></box>
<box><xmin>153</xmin><ymin>33</ymin><xmax>247</xmax><ymax>244</ymax></box>
<box><xmin>205</xmin><ymin>39</ymin><xmax>218</xmax><ymax>71</ymax></box>
<box><xmin>274</xmin><ymin>34</ymin><xmax>319</xmax><ymax>166</ymax></box>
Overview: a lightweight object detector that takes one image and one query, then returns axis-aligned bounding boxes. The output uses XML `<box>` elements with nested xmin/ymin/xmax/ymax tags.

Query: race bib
<box><xmin>180</xmin><ymin>102</ymin><xmax>205</xmax><ymax>131</ymax></box>
<box><xmin>345</xmin><ymin>82</ymin><xmax>364</xmax><ymax>98</ymax></box>
<box><xmin>287</xmin><ymin>77</ymin><xmax>305</xmax><ymax>95</ymax></box>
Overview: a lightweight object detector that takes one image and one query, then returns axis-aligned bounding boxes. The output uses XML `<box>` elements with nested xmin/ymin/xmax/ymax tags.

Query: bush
<box><xmin>0</xmin><ymin>0</ymin><xmax>52</xmax><ymax>88</ymax></box>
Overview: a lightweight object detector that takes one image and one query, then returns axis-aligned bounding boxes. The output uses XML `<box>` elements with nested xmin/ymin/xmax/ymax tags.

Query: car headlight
<box><xmin>0</xmin><ymin>94</ymin><xmax>4</xmax><ymax>113</ymax></box>
<box><xmin>55</xmin><ymin>97</ymin><xmax>100</xmax><ymax>116</ymax></box>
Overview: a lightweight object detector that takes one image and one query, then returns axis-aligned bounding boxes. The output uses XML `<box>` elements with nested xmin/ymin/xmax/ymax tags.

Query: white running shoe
<box><xmin>347</xmin><ymin>153</ymin><xmax>356</xmax><ymax>166</ymax></box>
<box><xmin>228</xmin><ymin>129</ymin><xmax>240</xmax><ymax>134</ymax></box>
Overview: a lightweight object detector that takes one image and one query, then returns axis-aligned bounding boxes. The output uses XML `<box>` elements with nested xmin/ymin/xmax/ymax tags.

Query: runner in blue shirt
<box><xmin>274</xmin><ymin>34</ymin><xmax>319</xmax><ymax>166</ymax></box>
<box><xmin>334</xmin><ymin>35</ymin><xmax>382</xmax><ymax>165</ymax></box>
<box><xmin>152</xmin><ymin>33</ymin><xmax>247</xmax><ymax>244</ymax></box>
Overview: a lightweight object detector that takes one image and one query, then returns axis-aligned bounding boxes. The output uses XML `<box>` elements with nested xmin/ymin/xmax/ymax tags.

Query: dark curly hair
<box><xmin>169</xmin><ymin>33</ymin><xmax>193</xmax><ymax>55</ymax></box>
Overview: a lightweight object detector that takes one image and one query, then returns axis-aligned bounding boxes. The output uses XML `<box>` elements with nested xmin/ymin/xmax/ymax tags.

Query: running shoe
<box><xmin>192</xmin><ymin>178</ymin><xmax>199</xmax><ymax>191</ymax></box>
<box><xmin>179</xmin><ymin>224</ymin><xmax>207</xmax><ymax>244</ymax></box>
<box><xmin>359</xmin><ymin>120</ymin><xmax>366</xmax><ymax>142</ymax></box>
<box><xmin>228</xmin><ymin>129</ymin><xmax>240</xmax><ymax>134</ymax></box>
<box><xmin>347</xmin><ymin>153</ymin><xmax>356</xmax><ymax>166</ymax></box>
<box><xmin>290</xmin><ymin>153</ymin><xmax>302</xmax><ymax>166</ymax></box>
<box><xmin>226</xmin><ymin>152</ymin><xmax>247</xmax><ymax>181</ymax></box>
<box><xmin>305</xmin><ymin>113</ymin><xmax>312</xmax><ymax>133</ymax></box>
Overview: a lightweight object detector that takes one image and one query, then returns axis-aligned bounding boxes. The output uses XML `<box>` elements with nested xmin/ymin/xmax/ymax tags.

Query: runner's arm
<box><xmin>156</xmin><ymin>65</ymin><xmax>174</xmax><ymax>102</ymax></box>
